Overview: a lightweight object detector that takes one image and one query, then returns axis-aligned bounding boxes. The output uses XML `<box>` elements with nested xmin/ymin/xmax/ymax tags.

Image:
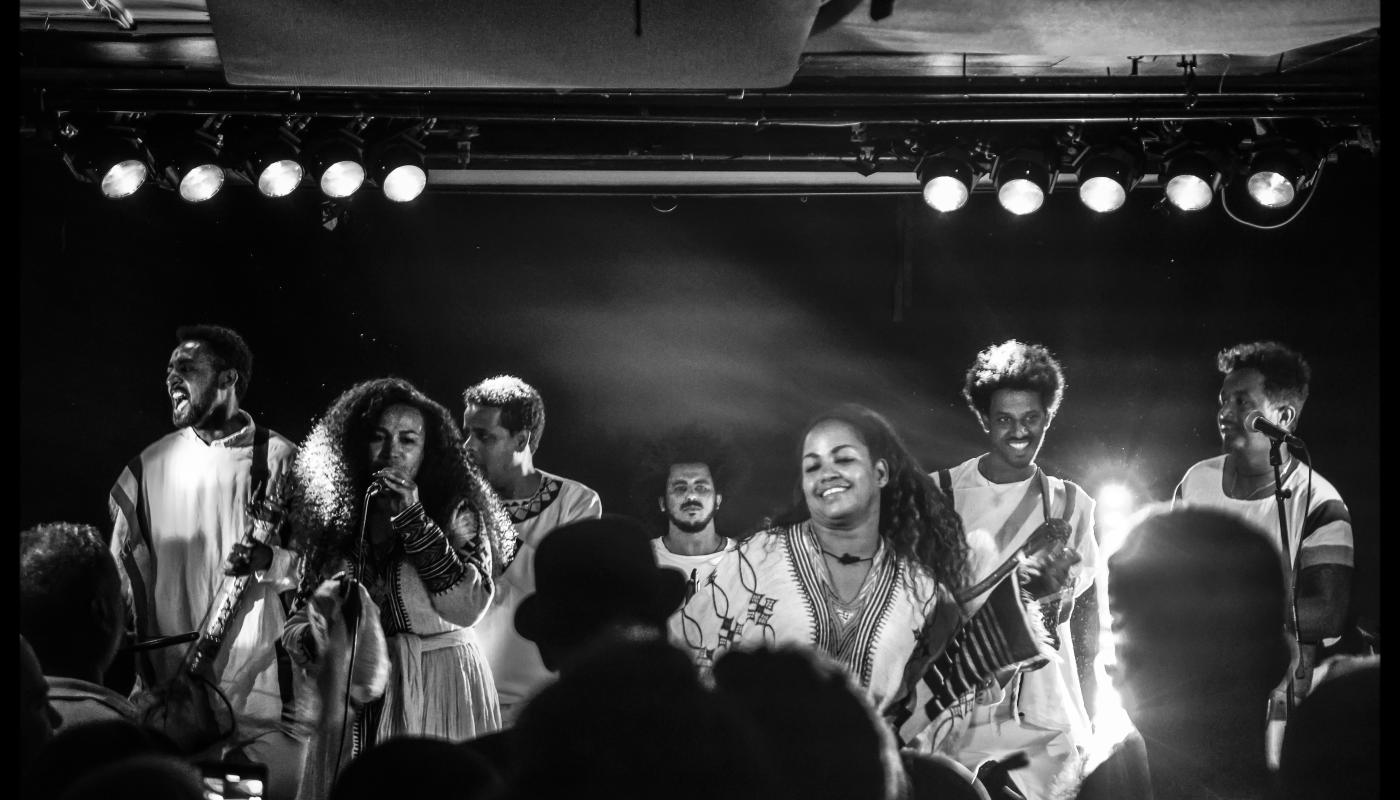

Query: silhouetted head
<box><xmin>515</xmin><ymin>514</ymin><xmax>687</xmax><ymax>671</ymax></box>
<box><xmin>712</xmin><ymin>646</ymin><xmax>902</xmax><ymax>800</ymax></box>
<box><xmin>511</xmin><ymin>635</ymin><xmax>769</xmax><ymax>800</ymax></box>
<box><xmin>20</xmin><ymin>522</ymin><xmax>125</xmax><ymax>682</ymax></box>
<box><xmin>1108</xmin><ymin>508</ymin><xmax>1289</xmax><ymax>732</ymax></box>
<box><xmin>330</xmin><ymin>736</ymin><xmax>502</xmax><ymax>800</ymax></box>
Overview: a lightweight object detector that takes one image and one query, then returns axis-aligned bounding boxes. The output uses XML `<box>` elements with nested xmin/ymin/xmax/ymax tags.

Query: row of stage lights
<box><xmin>913</xmin><ymin>130</ymin><xmax>1334</xmax><ymax>218</ymax></box>
<box><xmin>53</xmin><ymin>114</ymin><xmax>1365</xmax><ymax>221</ymax></box>
<box><xmin>57</xmin><ymin>115</ymin><xmax>433</xmax><ymax>204</ymax></box>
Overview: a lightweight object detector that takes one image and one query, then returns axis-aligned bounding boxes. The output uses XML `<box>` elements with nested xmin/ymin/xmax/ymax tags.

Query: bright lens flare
<box><xmin>100</xmin><ymin>159</ymin><xmax>148</xmax><ymax>198</ymax></box>
<box><xmin>922</xmin><ymin>176</ymin><xmax>970</xmax><ymax>212</ymax></box>
<box><xmin>998</xmin><ymin>178</ymin><xmax>1044</xmax><ymax>215</ymax></box>
<box><xmin>1165</xmin><ymin>174</ymin><xmax>1213</xmax><ymax>211</ymax></box>
<box><xmin>178</xmin><ymin>164</ymin><xmax>224</xmax><ymax>203</ymax></box>
<box><xmin>258</xmin><ymin>159</ymin><xmax>304</xmax><ymax>198</ymax></box>
<box><xmin>383</xmin><ymin>164</ymin><xmax>427</xmax><ymax>202</ymax></box>
<box><xmin>1079</xmin><ymin>176</ymin><xmax>1127</xmax><ymax>213</ymax></box>
<box><xmin>320</xmin><ymin>160</ymin><xmax>366</xmax><ymax>199</ymax></box>
<box><xmin>1247</xmin><ymin>171</ymin><xmax>1296</xmax><ymax>208</ymax></box>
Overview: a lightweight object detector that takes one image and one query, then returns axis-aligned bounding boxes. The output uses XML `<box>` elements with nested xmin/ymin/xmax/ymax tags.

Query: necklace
<box><xmin>820</xmin><ymin>549</ymin><xmax>874</xmax><ymax>565</ymax></box>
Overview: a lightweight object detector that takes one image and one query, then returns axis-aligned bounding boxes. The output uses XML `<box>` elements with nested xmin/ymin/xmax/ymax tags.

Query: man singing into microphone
<box><xmin>1173</xmin><ymin>340</ymin><xmax>1353</xmax><ymax>766</ymax></box>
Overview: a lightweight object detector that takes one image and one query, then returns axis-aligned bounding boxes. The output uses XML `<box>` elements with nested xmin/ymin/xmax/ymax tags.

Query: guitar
<box><xmin>140</xmin><ymin>483</ymin><xmax>288</xmax><ymax>754</ymax></box>
<box><xmin>954</xmin><ymin>517</ymin><xmax>1072</xmax><ymax>605</ymax></box>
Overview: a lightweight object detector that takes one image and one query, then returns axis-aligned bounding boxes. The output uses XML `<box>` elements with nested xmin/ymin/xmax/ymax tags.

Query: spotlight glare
<box><xmin>1162</xmin><ymin>152</ymin><xmax>1219</xmax><ymax>212</ymax></box>
<box><xmin>178</xmin><ymin>163</ymin><xmax>224</xmax><ymax>203</ymax></box>
<box><xmin>1165</xmin><ymin>174</ymin><xmax>1213</xmax><ymax>211</ymax></box>
<box><xmin>382</xmin><ymin>164</ymin><xmax>427</xmax><ymax>203</ymax></box>
<box><xmin>319</xmin><ymin>159</ymin><xmax>365</xmax><ymax>199</ymax></box>
<box><xmin>100</xmin><ymin>159</ymin><xmax>148</xmax><ymax>199</ymax></box>
<box><xmin>1096</xmin><ymin>482</ymin><xmax>1134</xmax><ymax>515</ymax></box>
<box><xmin>1079</xmin><ymin>176</ymin><xmax>1127</xmax><ymax>213</ymax></box>
<box><xmin>257</xmin><ymin>159</ymin><xmax>304</xmax><ymax>198</ymax></box>
<box><xmin>923</xmin><ymin>176</ymin><xmax>970</xmax><ymax>212</ymax></box>
<box><xmin>1246</xmin><ymin>170</ymin><xmax>1295</xmax><ymax>208</ymax></box>
<box><xmin>998</xmin><ymin>178</ymin><xmax>1044</xmax><ymax>215</ymax></box>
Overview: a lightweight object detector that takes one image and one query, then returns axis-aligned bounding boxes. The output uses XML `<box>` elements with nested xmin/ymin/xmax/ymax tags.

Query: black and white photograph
<box><xmin>21</xmin><ymin>2</ymin><xmax>1379</xmax><ymax>799</ymax></box>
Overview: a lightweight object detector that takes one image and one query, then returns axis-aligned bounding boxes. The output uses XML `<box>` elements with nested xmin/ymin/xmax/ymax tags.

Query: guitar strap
<box><xmin>953</xmin><ymin>467</ymin><xmax>1048</xmax><ymax>604</ymax></box>
<box><xmin>248</xmin><ymin>423</ymin><xmax>299</xmax><ymax>710</ymax></box>
<box><xmin>250</xmin><ymin>423</ymin><xmax>271</xmax><ymax>508</ymax></box>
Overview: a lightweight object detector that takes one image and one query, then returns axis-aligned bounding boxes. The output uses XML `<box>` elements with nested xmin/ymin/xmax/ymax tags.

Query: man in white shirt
<box><xmin>641</xmin><ymin>428</ymin><xmax>738</xmax><ymax>660</ymax></box>
<box><xmin>935</xmin><ymin>339</ymin><xmax>1099</xmax><ymax>800</ymax></box>
<box><xmin>1173</xmin><ymin>340</ymin><xmax>1353</xmax><ymax>765</ymax></box>
<box><xmin>462</xmin><ymin>375</ymin><xmax>602</xmax><ymax>724</ymax></box>
<box><xmin>108</xmin><ymin>324</ymin><xmax>303</xmax><ymax>800</ymax></box>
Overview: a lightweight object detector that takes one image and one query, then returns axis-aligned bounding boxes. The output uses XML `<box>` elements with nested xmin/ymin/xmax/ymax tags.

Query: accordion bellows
<box><xmin>888</xmin><ymin>570</ymin><xmax>1057</xmax><ymax>747</ymax></box>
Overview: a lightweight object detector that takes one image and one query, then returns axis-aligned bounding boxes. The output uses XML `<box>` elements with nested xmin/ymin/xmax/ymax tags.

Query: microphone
<box><xmin>366</xmin><ymin>478</ymin><xmax>388</xmax><ymax>497</ymax></box>
<box><xmin>1245</xmin><ymin>411</ymin><xmax>1303</xmax><ymax>446</ymax></box>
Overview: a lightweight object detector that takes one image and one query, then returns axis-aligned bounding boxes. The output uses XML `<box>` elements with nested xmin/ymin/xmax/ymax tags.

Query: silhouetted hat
<box><xmin>515</xmin><ymin>514</ymin><xmax>687</xmax><ymax>646</ymax></box>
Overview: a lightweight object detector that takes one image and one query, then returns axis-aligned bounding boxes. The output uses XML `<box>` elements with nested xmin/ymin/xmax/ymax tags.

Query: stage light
<box><xmin>244</xmin><ymin>125</ymin><xmax>305</xmax><ymax>198</ymax></box>
<box><xmin>307</xmin><ymin>133</ymin><xmax>366</xmax><ymax>199</ymax></box>
<box><xmin>916</xmin><ymin>153</ymin><xmax>976</xmax><ymax>212</ymax></box>
<box><xmin>1076</xmin><ymin>148</ymin><xmax>1140</xmax><ymax>213</ymax></box>
<box><xmin>1246</xmin><ymin>149</ymin><xmax>1304</xmax><ymax>209</ymax></box>
<box><xmin>159</xmin><ymin>134</ymin><xmax>225</xmax><ymax>204</ymax></box>
<box><xmin>994</xmin><ymin>151</ymin><xmax>1051</xmax><ymax>215</ymax></box>
<box><xmin>374</xmin><ymin>140</ymin><xmax>427</xmax><ymax>203</ymax></box>
<box><xmin>99</xmin><ymin>158</ymin><xmax>149</xmax><ymax>199</ymax></box>
<box><xmin>61</xmin><ymin>125</ymin><xmax>152</xmax><ymax>199</ymax></box>
<box><xmin>1162</xmin><ymin>151</ymin><xmax>1220</xmax><ymax>212</ymax></box>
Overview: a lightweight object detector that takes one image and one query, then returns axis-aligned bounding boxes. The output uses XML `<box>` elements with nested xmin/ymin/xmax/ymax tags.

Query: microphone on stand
<box><xmin>1244</xmin><ymin>411</ymin><xmax>1303</xmax><ymax>447</ymax></box>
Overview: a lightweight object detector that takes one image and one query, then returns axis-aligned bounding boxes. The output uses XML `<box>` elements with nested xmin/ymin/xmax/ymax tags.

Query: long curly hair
<box><xmin>289</xmin><ymin>376</ymin><xmax>514</xmax><ymax>599</ymax></box>
<box><xmin>770</xmin><ymin>404</ymin><xmax>969</xmax><ymax>592</ymax></box>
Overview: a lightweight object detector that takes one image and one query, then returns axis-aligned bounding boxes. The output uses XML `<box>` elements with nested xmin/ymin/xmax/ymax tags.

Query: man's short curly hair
<box><xmin>962</xmin><ymin>339</ymin><xmax>1066</xmax><ymax>419</ymax></box>
<box><xmin>20</xmin><ymin>522</ymin><xmax>122</xmax><ymax>679</ymax></box>
<box><xmin>1216</xmin><ymin>341</ymin><xmax>1311</xmax><ymax>408</ymax></box>
<box><xmin>462</xmin><ymin>375</ymin><xmax>546</xmax><ymax>451</ymax></box>
<box><xmin>176</xmin><ymin>324</ymin><xmax>253</xmax><ymax>401</ymax></box>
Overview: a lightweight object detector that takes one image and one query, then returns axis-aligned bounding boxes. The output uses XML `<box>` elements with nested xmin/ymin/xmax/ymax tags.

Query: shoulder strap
<box><xmin>1060</xmin><ymin>480</ymin><xmax>1078</xmax><ymax>522</ymax></box>
<box><xmin>250</xmin><ymin>424</ymin><xmax>271</xmax><ymax>505</ymax></box>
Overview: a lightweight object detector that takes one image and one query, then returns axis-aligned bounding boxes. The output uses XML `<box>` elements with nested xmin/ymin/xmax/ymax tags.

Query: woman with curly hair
<box><xmin>684</xmin><ymin>404</ymin><xmax>1069</xmax><ymax>757</ymax></box>
<box><xmin>678</xmin><ymin>405</ymin><xmax>970</xmax><ymax>725</ymax></box>
<box><xmin>280</xmin><ymin>377</ymin><xmax>514</xmax><ymax>796</ymax></box>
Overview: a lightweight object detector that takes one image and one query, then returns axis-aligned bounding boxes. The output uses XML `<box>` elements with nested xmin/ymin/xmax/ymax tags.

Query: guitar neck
<box><xmin>184</xmin><ymin>521</ymin><xmax>277</xmax><ymax>675</ymax></box>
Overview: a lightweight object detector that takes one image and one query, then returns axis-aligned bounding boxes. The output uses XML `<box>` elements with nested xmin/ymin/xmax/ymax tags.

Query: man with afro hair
<box><xmin>932</xmin><ymin>339</ymin><xmax>1100</xmax><ymax>800</ymax></box>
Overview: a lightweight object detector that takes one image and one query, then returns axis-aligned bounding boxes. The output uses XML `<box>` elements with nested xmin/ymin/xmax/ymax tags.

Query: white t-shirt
<box><xmin>1173</xmin><ymin>454</ymin><xmax>1353</xmax><ymax>574</ymax></box>
<box><xmin>475</xmin><ymin>470</ymin><xmax>602</xmax><ymax>716</ymax></box>
<box><xmin>936</xmin><ymin>456</ymin><xmax>1100</xmax><ymax>741</ymax></box>
<box><xmin>651</xmin><ymin>535</ymin><xmax>736</xmax><ymax>654</ymax></box>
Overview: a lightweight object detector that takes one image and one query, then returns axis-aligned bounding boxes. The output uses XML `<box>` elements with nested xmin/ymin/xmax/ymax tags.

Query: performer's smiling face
<box><xmin>802</xmin><ymin>419</ymin><xmax>888</xmax><ymax>528</ymax></box>
<box><xmin>981</xmin><ymin>389</ymin><xmax>1050</xmax><ymax>474</ymax></box>
<box><xmin>165</xmin><ymin>340</ymin><xmax>230</xmax><ymax>429</ymax></box>
<box><xmin>660</xmin><ymin>462</ymin><xmax>721</xmax><ymax>534</ymax></box>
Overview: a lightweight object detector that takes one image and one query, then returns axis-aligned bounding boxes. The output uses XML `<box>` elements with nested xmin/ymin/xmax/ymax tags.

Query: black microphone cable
<box><xmin>332</xmin><ymin>484</ymin><xmax>377</xmax><ymax>779</ymax></box>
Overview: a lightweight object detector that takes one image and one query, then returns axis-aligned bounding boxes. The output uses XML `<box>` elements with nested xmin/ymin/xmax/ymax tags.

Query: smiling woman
<box><xmin>675</xmin><ymin>404</ymin><xmax>975</xmax><ymax>742</ymax></box>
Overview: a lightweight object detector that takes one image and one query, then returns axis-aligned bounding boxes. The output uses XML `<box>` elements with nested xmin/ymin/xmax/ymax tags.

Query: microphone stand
<box><xmin>1268</xmin><ymin>438</ymin><xmax>1304</xmax><ymax>714</ymax></box>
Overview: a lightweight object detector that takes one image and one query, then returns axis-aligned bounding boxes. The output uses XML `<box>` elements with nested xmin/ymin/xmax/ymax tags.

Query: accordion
<box><xmin>885</xmin><ymin>569</ymin><xmax>1055</xmax><ymax>748</ymax></box>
